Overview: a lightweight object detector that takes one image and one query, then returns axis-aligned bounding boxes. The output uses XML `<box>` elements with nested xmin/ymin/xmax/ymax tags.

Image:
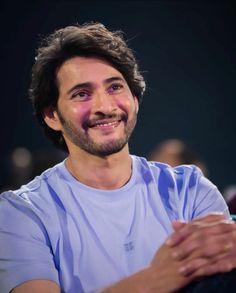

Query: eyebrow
<box><xmin>66</xmin><ymin>76</ymin><xmax>125</xmax><ymax>95</ymax></box>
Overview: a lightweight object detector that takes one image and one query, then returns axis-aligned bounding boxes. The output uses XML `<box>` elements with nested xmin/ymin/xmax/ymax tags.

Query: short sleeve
<box><xmin>174</xmin><ymin>165</ymin><xmax>230</xmax><ymax>220</ymax></box>
<box><xmin>0</xmin><ymin>192</ymin><xmax>60</xmax><ymax>293</ymax></box>
<box><xmin>192</xmin><ymin>172</ymin><xmax>230</xmax><ymax>219</ymax></box>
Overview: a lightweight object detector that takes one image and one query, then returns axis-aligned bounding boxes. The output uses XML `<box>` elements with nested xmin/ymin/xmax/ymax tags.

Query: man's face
<box><xmin>49</xmin><ymin>56</ymin><xmax>139</xmax><ymax>157</ymax></box>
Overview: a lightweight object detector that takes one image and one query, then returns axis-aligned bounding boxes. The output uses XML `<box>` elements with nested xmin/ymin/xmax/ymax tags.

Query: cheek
<box><xmin>116</xmin><ymin>96</ymin><xmax>136</xmax><ymax>114</ymax></box>
<box><xmin>65</xmin><ymin>102</ymin><xmax>92</xmax><ymax>124</ymax></box>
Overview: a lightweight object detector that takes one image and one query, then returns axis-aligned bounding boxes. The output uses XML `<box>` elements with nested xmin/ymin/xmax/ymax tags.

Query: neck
<box><xmin>65</xmin><ymin>145</ymin><xmax>132</xmax><ymax>190</ymax></box>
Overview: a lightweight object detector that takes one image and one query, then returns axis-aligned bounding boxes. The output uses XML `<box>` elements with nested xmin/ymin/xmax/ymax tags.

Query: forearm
<box><xmin>99</xmin><ymin>267</ymin><xmax>152</xmax><ymax>293</ymax></box>
<box><xmin>101</xmin><ymin>213</ymin><xmax>236</xmax><ymax>293</ymax></box>
<box><xmin>11</xmin><ymin>280</ymin><xmax>60</xmax><ymax>293</ymax></box>
<box><xmin>98</xmin><ymin>265</ymin><xmax>187</xmax><ymax>293</ymax></box>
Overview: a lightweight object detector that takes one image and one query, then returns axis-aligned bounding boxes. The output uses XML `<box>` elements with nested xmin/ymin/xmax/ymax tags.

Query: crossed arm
<box><xmin>12</xmin><ymin>214</ymin><xmax>236</xmax><ymax>293</ymax></box>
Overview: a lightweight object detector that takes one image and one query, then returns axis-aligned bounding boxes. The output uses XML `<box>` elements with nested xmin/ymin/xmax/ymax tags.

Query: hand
<box><xmin>166</xmin><ymin>213</ymin><xmax>236</xmax><ymax>278</ymax></box>
<box><xmin>148</xmin><ymin>242</ymin><xmax>195</xmax><ymax>293</ymax></box>
<box><xmin>100</xmin><ymin>214</ymin><xmax>236</xmax><ymax>293</ymax></box>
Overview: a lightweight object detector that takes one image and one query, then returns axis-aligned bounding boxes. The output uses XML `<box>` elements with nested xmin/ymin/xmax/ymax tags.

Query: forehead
<box><xmin>56</xmin><ymin>56</ymin><xmax>124</xmax><ymax>85</ymax></box>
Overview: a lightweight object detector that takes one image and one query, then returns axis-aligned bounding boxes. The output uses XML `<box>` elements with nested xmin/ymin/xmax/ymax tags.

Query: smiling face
<box><xmin>44</xmin><ymin>56</ymin><xmax>139</xmax><ymax>157</ymax></box>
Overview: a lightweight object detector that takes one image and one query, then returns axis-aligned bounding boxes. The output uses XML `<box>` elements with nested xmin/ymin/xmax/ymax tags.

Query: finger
<box><xmin>191</xmin><ymin>258</ymin><xmax>234</xmax><ymax>278</ymax></box>
<box><xmin>166</xmin><ymin>222</ymin><xmax>200</xmax><ymax>247</ymax></box>
<box><xmin>171</xmin><ymin>222</ymin><xmax>236</xmax><ymax>261</ymax></box>
<box><xmin>172</xmin><ymin>231</ymin><xmax>235</xmax><ymax>261</ymax></box>
<box><xmin>179</xmin><ymin>251</ymin><xmax>236</xmax><ymax>278</ymax></box>
<box><xmin>213</xmin><ymin>249</ymin><xmax>236</xmax><ymax>262</ymax></box>
<box><xmin>167</xmin><ymin>215</ymin><xmax>233</xmax><ymax>247</ymax></box>
<box><xmin>171</xmin><ymin>214</ymin><xmax>227</xmax><ymax>239</ymax></box>
<box><xmin>178</xmin><ymin>258</ymin><xmax>209</xmax><ymax>277</ymax></box>
<box><xmin>193</xmin><ymin>213</ymin><xmax>226</xmax><ymax>224</ymax></box>
<box><xmin>172</xmin><ymin>221</ymin><xmax>187</xmax><ymax>231</ymax></box>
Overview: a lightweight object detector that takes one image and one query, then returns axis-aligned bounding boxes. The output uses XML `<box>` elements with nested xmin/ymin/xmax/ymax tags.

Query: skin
<box><xmin>44</xmin><ymin>56</ymin><xmax>139</xmax><ymax>190</ymax></box>
<box><xmin>12</xmin><ymin>57</ymin><xmax>236</xmax><ymax>293</ymax></box>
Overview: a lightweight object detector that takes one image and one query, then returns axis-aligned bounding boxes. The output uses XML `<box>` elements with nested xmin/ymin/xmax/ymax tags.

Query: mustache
<box><xmin>84</xmin><ymin>113</ymin><xmax>128</xmax><ymax>128</ymax></box>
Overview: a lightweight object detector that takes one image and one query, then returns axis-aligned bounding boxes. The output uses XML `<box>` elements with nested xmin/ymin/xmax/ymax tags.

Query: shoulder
<box><xmin>1</xmin><ymin>160</ymin><xmax>65</xmax><ymax>203</ymax></box>
<box><xmin>135</xmin><ymin>156</ymin><xmax>228</xmax><ymax>219</ymax></box>
<box><xmin>132</xmin><ymin>155</ymin><xmax>203</xmax><ymax>187</ymax></box>
<box><xmin>133</xmin><ymin>155</ymin><xmax>218</xmax><ymax>202</ymax></box>
<box><xmin>0</xmin><ymin>162</ymin><xmax>67</xmax><ymax>242</ymax></box>
<box><xmin>0</xmin><ymin>161</ymin><xmax>67</xmax><ymax>229</ymax></box>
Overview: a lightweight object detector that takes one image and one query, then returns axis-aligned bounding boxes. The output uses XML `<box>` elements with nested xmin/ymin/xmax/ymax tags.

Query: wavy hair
<box><xmin>29</xmin><ymin>22</ymin><xmax>146</xmax><ymax>152</ymax></box>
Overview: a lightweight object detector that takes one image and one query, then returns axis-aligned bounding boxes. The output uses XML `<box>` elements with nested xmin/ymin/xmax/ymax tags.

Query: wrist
<box><xmin>99</xmin><ymin>266</ymin><xmax>154</xmax><ymax>293</ymax></box>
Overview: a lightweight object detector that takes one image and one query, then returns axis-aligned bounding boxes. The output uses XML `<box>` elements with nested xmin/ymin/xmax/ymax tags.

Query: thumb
<box><xmin>172</xmin><ymin>220</ymin><xmax>187</xmax><ymax>231</ymax></box>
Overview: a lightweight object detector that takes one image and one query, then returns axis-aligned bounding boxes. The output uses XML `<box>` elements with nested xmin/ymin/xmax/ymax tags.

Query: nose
<box><xmin>92</xmin><ymin>91</ymin><xmax>117</xmax><ymax>115</ymax></box>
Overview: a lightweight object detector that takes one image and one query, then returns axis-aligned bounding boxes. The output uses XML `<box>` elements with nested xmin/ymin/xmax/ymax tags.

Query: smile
<box><xmin>92</xmin><ymin>120</ymin><xmax>121</xmax><ymax>129</ymax></box>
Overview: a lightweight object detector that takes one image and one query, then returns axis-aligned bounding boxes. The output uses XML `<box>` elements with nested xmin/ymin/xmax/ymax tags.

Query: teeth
<box><xmin>96</xmin><ymin>122</ymin><xmax>115</xmax><ymax>126</ymax></box>
<box><xmin>94</xmin><ymin>121</ymin><xmax>118</xmax><ymax>127</ymax></box>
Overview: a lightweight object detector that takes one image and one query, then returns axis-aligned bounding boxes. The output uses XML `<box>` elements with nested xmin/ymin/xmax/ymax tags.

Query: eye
<box><xmin>108</xmin><ymin>83</ymin><xmax>123</xmax><ymax>93</ymax></box>
<box><xmin>71</xmin><ymin>90</ymin><xmax>90</xmax><ymax>100</ymax></box>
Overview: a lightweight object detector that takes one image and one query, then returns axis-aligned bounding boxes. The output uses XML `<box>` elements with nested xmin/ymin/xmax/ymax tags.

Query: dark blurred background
<box><xmin>0</xmin><ymin>0</ymin><xmax>235</xmax><ymax>192</ymax></box>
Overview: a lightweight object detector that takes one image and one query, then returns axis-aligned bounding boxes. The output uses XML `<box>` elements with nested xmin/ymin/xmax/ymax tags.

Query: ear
<box><xmin>43</xmin><ymin>106</ymin><xmax>62</xmax><ymax>131</ymax></box>
<box><xmin>134</xmin><ymin>96</ymin><xmax>139</xmax><ymax>114</ymax></box>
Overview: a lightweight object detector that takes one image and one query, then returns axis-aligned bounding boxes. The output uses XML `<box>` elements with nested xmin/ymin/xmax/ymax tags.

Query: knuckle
<box><xmin>222</xmin><ymin>241</ymin><xmax>233</xmax><ymax>253</ymax></box>
<box><xmin>205</xmin><ymin>264</ymin><xmax>218</xmax><ymax>276</ymax></box>
<box><xmin>218</xmin><ymin>260</ymin><xmax>233</xmax><ymax>272</ymax></box>
<box><xmin>233</xmin><ymin>230</ymin><xmax>236</xmax><ymax>239</ymax></box>
<box><xmin>226</xmin><ymin>262</ymin><xmax>233</xmax><ymax>272</ymax></box>
<box><xmin>220</xmin><ymin>221</ymin><xmax>234</xmax><ymax>231</ymax></box>
<box><xmin>197</xmin><ymin>266</ymin><xmax>207</xmax><ymax>276</ymax></box>
<box><xmin>191</xmin><ymin>222</ymin><xmax>202</xmax><ymax>230</ymax></box>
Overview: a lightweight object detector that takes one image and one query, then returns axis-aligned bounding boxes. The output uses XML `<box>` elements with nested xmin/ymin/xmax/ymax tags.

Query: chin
<box><xmin>89</xmin><ymin>140</ymin><xmax>127</xmax><ymax>157</ymax></box>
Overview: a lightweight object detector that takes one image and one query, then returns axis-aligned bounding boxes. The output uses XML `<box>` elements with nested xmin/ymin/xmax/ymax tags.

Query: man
<box><xmin>0</xmin><ymin>22</ymin><xmax>236</xmax><ymax>293</ymax></box>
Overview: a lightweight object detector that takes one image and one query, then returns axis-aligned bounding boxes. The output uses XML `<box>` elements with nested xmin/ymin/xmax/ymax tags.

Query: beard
<box><xmin>57</xmin><ymin>110</ymin><xmax>137</xmax><ymax>157</ymax></box>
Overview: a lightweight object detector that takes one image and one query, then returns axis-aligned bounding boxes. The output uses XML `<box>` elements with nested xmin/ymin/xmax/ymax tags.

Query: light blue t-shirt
<box><xmin>0</xmin><ymin>155</ymin><xmax>229</xmax><ymax>293</ymax></box>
